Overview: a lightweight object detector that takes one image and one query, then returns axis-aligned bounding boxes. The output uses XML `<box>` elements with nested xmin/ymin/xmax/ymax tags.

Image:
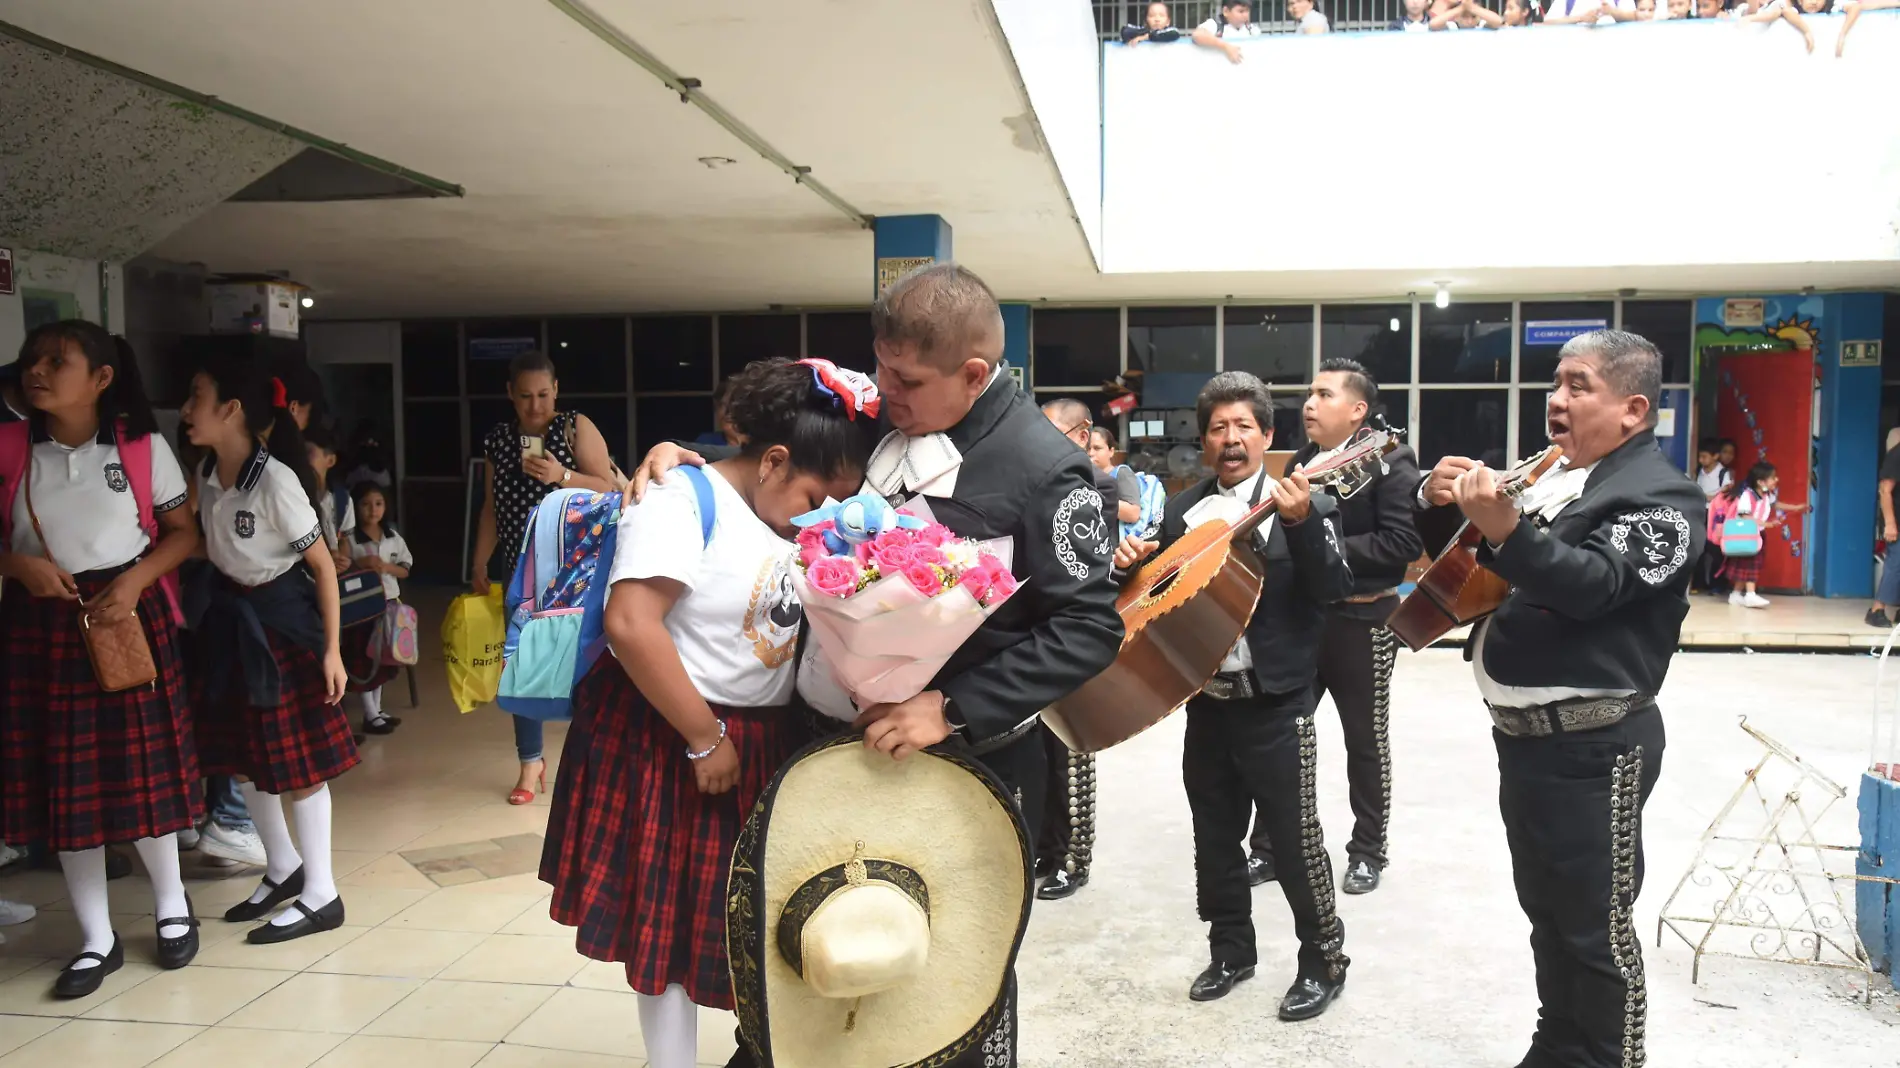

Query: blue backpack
<box><xmin>1118</xmin><ymin>465</ymin><xmax>1166</xmax><ymax>541</ymax></box>
<box><xmin>496</xmin><ymin>467</ymin><xmax>718</xmax><ymax>721</ymax></box>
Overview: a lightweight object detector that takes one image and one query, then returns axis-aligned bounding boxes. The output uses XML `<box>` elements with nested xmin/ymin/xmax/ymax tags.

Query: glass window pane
<box><xmin>466</xmin><ymin>319</ymin><xmax>541</xmax><ymax>397</ymax></box>
<box><xmin>636</xmin><ymin>395</ymin><xmax>715</xmax><ymax>456</ymax></box>
<box><xmin>547</xmin><ymin>318</ymin><xmax>627</xmax><ymax>394</ymax></box>
<box><xmin>1373</xmin><ymin>387</ymin><xmax>1412</xmax><ymax>436</ymax></box>
<box><xmin>1518</xmin><ymin>388</ymin><xmax>1553</xmax><ymax>462</ymax></box>
<box><xmin>400</xmin><ymin>481</ymin><xmax>466</xmax><ymax>584</ymax></box>
<box><xmin>1266</xmin><ymin>392</ymin><xmax>1309</xmax><ymax>455</ymax></box>
<box><xmin>1619</xmin><ymin>300</ymin><xmax>1694</xmax><ymax>383</ymax></box>
<box><xmin>1519</xmin><ymin>302</ymin><xmax>1613</xmax><ymax>385</ymax></box>
<box><xmin>467</xmin><ymin>398</ymin><xmax>514</xmax><ymax>463</ymax></box>
<box><xmin>1031</xmin><ymin>309</ymin><xmax>1120</xmax><ymax>387</ymax></box>
<box><xmin>404</xmin><ymin>400</ymin><xmax>465</xmax><ymax>477</ymax></box>
<box><xmin>806</xmin><ymin>312</ymin><xmax>875</xmax><ymax>375</ymax></box>
<box><xmin>718</xmin><ymin>314</ymin><xmax>800</xmax><ymax>379</ymax></box>
<box><xmin>1417</xmin><ymin>389</ymin><xmax>1509</xmax><ymax>471</ymax></box>
<box><xmin>1420</xmin><ymin>303</ymin><xmax>1512</xmax><ymax>384</ymax></box>
<box><xmin>401</xmin><ymin>322</ymin><xmax>460</xmax><ymax>398</ymax></box>
<box><xmin>567</xmin><ymin>398</ymin><xmax>631</xmax><ymax>471</ymax></box>
<box><xmin>1321</xmin><ymin>304</ymin><xmax>1412</xmax><ymax>385</ymax></box>
<box><xmin>631</xmin><ymin>316</ymin><xmax>713</xmax><ymax>393</ymax></box>
<box><xmin>1225</xmin><ymin>306</ymin><xmax>1313</xmax><ymax>385</ymax></box>
<box><xmin>1128</xmin><ymin>307</ymin><xmax>1215</xmax><ymax>377</ymax></box>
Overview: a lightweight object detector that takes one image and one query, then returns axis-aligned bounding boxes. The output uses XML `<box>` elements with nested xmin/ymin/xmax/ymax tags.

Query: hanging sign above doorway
<box><xmin>1523</xmin><ymin>319</ymin><xmax>1607</xmax><ymax>346</ymax></box>
<box><xmin>1723</xmin><ymin>298</ymin><xmax>1765</xmax><ymax>329</ymax></box>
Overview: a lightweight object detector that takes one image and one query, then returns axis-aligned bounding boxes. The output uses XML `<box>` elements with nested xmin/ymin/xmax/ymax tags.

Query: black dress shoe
<box><xmin>1278</xmin><ymin>973</ymin><xmax>1345</xmax><ymax>1021</ymax></box>
<box><xmin>1342</xmin><ymin>858</ymin><xmax>1381</xmax><ymax>895</ymax></box>
<box><xmin>1033</xmin><ymin>856</ymin><xmax>1054</xmax><ymax>881</ymax></box>
<box><xmin>1246</xmin><ymin>853</ymin><xmax>1276</xmax><ymax>887</ymax></box>
<box><xmin>1036</xmin><ymin>868</ymin><xmax>1088</xmax><ymax>901</ymax></box>
<box><xmin>1188</xmin><ymin>960</ymin><xmax>1255</xmax><ymax>1002</ymax></box>
<box><xmin>246</xmin><ymin>896</ymin><xmax>345</xmax><ymax>944</ymax></box>
<box><xmin>364</xmin><ymin>715</ymin><xmax>402</xmax><ymax>735</ymax></box>
<box><xmin>53</xmin><ymin>935</ymin><xmax>123</xmax><ymax>999</ymax></box>
<box><xmin>156</xmin><ymin>896</ymin><xmax>200</xmax><ymax>970</ymax></box>
<box><xmin>224</xmin><ymin>867</ymin><xmax>304</xmax><ymax>923</ymax></box>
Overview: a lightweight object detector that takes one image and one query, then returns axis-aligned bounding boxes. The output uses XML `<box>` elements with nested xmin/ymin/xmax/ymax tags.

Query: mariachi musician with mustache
<box><xmin>1113</xmin><ymin>370</ymin><xmax>1353</xmax><ymax>1021</ymax></box>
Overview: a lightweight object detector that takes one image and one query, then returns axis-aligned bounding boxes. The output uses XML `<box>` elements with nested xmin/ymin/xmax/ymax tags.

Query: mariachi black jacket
<box><xmin>1152</xmin><ymin>473</ymin><xmax>1353</xmax><ymax>697</ymax></box>
<box><xmin>1289</xmin><ymin>439</ymin><xmax>1424</xmax><ymax>620</ymax></box>
<box><xmin>1415</xmin><ymin>431</ymin><xmax>1707</xmax><ymax>695</ymax></box>
<box><xmin>677</xmin><ymin>374</ymin><xmax>1123</xmax><ymax>745</ymax></box>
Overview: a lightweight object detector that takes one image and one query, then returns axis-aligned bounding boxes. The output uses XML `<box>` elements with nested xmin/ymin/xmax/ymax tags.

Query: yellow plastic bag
<box><xmin>442</xmin><ymin>589</ymin><xmax>506</xmax><ymax>713</ymax></box>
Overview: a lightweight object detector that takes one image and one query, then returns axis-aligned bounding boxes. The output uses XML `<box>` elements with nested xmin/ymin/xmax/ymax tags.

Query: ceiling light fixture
<box><xmin>300</xmin><ymin>295</ymin><xmax>315</xmax><ymax>309</ymax></box>
<box><xmin>1434</xmin><ymin>283</ymin><xmax>1451</xmax><ymax>309</ymax></box>
<box><xmin>1388</xmin><ymin>317</ymin><xmax>1401</xmax><ymax>332</ymax></box>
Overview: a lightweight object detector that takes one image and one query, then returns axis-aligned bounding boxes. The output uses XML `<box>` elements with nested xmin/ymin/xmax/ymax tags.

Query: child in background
<box><xmin>1715</xmin><ymin>462</ymin><xmax>1806</xmax><ymax>609</ymax></box>
<box><xmin>344</xmin><ymin>483</ymin><xmax>409</xmax><ymax>735</ymax></box>
<box><xmin>304</xmin><ymin>426</ymin><xmax>354</xmax><ymax>575</ymax></box>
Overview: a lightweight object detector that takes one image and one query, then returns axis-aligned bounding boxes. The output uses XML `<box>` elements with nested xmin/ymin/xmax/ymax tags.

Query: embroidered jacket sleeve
<box><xmin>1487</xmin><ymin>476</ymin><xmax>1706</xmax><ymax>622</ymax></box>
<box><xmin>1285</xmin><ymin>493</ymin><xmax>1355</xmax><ymax>604</ymax></box>
<box><xmin>1338</xmin><ymin>448</ymin><xmax>1424</xmax><ymax>578</ymax></box>
<box><xmin>938</xmin><ymin>452</ymin><xmax>1123</xmax><ymax>742</ymax></box>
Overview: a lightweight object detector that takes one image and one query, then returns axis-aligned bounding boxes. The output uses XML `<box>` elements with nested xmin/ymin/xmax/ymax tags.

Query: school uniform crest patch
<box><xmin>235</xmin><ymin>511</ymin><xmax>257</xmax><ymax>539</ymax></box>
<box><xmin>102</xmin><ymin>462</ymin><xmax>129</xmax><ymax>493</ymax></box>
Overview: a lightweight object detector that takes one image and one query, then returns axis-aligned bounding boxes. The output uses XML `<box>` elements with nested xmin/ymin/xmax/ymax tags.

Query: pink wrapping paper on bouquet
<box><xmin>791</xmin><ymin>498</ymin><xmax>1020</xmax><ymax>709</ymax></box>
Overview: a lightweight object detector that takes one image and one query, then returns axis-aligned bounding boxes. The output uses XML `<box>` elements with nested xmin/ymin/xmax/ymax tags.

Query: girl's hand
<box><xmin>691</xmin><ymin>735</ymin><xmax>740</xmax><ymax>795</ymax></box>
<box><xmin>322</xmin><ymin>650</ymin><xmax>348</xmax><ymax>705</ymax></box>
<box><xmin>85</xmin><ymin>574</ymin><xmax>144</xmax><ymax>626</ymax></box>
<box><xmin>12</xmin><ymin>557</ymin><xmax>79</xmax><ymax>600</ymax></box>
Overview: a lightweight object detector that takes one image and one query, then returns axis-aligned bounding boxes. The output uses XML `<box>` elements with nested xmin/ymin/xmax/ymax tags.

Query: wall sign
<box><xmin>0</xmin><ymin>247</ymin><xmax>12</xmax><ymax>296</ymax></box>
<box><xmin>1841</xmin><ymin>340</ymin><xmax>1882</xmax><ymax>368</ymax></box>
<box><xmin>875</xmin><ymin>256</ymin><xmax>934</xmax><ymax>295</ymax></box>
<box><xmin>1723</xmin><ymin>298</ymin><xmax>1765</xmax><ymax>329</ymax></box>
<box><xmin>1523</xmin><ymin>319</ymin><xmax>1607</xmax><ymax>346</ymax></box>
<box><xmin>1005</xmin><ymin>363</ymin><xmax>1024</xmax><ymax>390</ymax></box>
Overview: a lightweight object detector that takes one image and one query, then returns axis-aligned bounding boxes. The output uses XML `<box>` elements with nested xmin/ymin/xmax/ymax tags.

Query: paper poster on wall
<box><xmin>1723</xmin><ymin>298</ymin><xmax>1764</xmax><ymax>329</ymax></box>
<box><xmin>0</xmin><ymin>247</ymin><xmax>12</xmax><ymax>296</ymax></box>
<box><xmin>1655</xmin><ymin>408</ymin><xmax>1676</xmax><ymax>437</ymax></box>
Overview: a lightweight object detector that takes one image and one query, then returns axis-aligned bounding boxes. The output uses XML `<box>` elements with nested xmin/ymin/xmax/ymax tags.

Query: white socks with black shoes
<box><xmin>637</xmin><ymin>984</ymin><xmax>699</xmax><ymax>1068</ymax></box>
<box><xmin>56</xmin><ymin>848</ymin><xmax>115</xmax><ymax>970</ymax></box>
<box><xmin>131</xmin><ymin>835</ymin><xmax>192</xmax><ymax>940</ymax></box>
<box><xmin>240</xmin><ymin>780</ymin><xmax>303</xmax><ymax>904</ymax></box>
<box><xmin>279</xmin><ymin>784</ymin><xmax>338</xmax><ymax>925</ymax></box>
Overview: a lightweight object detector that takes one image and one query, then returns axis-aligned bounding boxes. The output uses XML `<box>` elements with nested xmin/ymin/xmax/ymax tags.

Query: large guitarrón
<box><xmin>1043</xmin><ymin>429</ymin><xmax>1398</xmax><ymax>754</ymax></box>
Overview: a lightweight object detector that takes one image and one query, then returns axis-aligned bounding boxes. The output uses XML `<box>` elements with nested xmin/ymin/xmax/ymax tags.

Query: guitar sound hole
<box><xmin>1148</xmin><ymin>567</ymin><xmax>1181</xmax><ymax>598</ymax></box>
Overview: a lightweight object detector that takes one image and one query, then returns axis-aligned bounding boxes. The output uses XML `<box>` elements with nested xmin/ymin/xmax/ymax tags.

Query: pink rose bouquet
<box><xmin>790</xmin><ymin>501</ymin><xmax>1022</xmax><ymax>709</ymax></box>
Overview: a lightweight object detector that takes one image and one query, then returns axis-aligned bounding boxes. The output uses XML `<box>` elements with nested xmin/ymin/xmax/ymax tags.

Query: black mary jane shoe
<box><xmin>246</xmin><ymin>896</ymin><xmax>345</xmax><ymax>945</ymax></box>
<box><xmin>1342</xmin><ymin>857</ymin><xmax>1382</xmax><ymax>895</ymax></box>
<box><xmin>1188</xmin><ymin>960</ymin><xmax>1255</xmax><ymax>1002</ymax></box>
<box><xmin>1035</xmin><ymin>868</ymin><xmax>1089</xmax><ymax>901</ymax></box>
<box><xmin>224</xmin><ymin>867</ymin><xmax>305</xmax><ymax>923</ymax></box>
<box><xmin>1277</xmin><ymin>972</ymin><xmax>1346</xmax><ymax>1021</ymax></box>
<box><xmin>1246</xmin><ymin>852</ymin><xmax>1276</xmax><ymax>887</ymax></box>
<box><xmin>53</xmin><ymin>935</ymin><xmax>124</xmax><ymax>999</ymax></box>
<box><xmin>364</xmin><ymin>715</ymin><xmax>403</xmax><ymax>736</ymax></box>
<box><xmin>156</xmin><ymin>897</ymin><xmax>201</xmax><ymax>970</ymax></box>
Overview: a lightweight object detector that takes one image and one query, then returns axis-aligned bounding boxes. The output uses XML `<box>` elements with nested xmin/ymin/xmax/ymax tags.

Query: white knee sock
<box><xmin>131</xmin><ymin>835</ymin><xmax>191</xmax><ymax>939</ymax></box>
<box><xmin>56</xmin><ymin>848</ymin><xmax>115</xmax><ymax>967</ymax></box>
<box><xmin>637</xmin><ymin>984</ymin><xmax>699</xmax><ymax>1068</ymax></box>
<box><xmin>240</xmin><ymin>781</ymin><xmax>302</xmax><ymax>903</ymax></box>
<box><xmin>273</xmin><ymin>784</ymin><xmax>337</xmax><ymax>926</ymax></box>
<box><xmin>362</xmin><ymin>687</ymin><xmax>384</xmax><ymax>722</ymax></box>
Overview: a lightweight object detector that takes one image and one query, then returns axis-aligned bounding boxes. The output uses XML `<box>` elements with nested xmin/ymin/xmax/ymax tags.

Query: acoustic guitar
<box><xmin>1384</xmin><ymin>445</ymin><xmax>1565</xmax><ymax>653</ymax></box>
<box><xmin>1043</xmin><ymin>428</ymin><xmax>1401</xmax><ymax>754</ymax></box>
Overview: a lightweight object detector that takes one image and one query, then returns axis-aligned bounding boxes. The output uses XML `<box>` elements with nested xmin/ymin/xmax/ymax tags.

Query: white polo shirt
<box><xmin>198</xmin><ymin>448</ymin><xmax>324</xmax><ymax>587</ymax></box>
<box><xmin>347</xmin><ymin>527</ymin><xmax>414</xmax><ymax>600</ymax></box>
<box><xmin>8</xmin><ymin>424</ymin><xmax>189</xmax><ymax>573</ymax></box>
<box><xmin>608</xmin><ymin>466</ymin><xmax>800</xmax><ymax>709</ymax></box>
<box><xmin>1198</xmin><ymin>17</ymin><xmax>1264</xmax><ymax>36</ymax></box>
<box><xmin>318</xmin><ymin>489</ymin><xmax>356</xmax><ymax>551</ymax></box>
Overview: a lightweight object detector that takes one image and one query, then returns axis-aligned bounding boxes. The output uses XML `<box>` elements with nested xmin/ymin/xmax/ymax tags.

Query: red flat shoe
<box><xmin>507</xmin><ymin>769</ymin><xmax>546</xmax><ymax>806</ymax></box>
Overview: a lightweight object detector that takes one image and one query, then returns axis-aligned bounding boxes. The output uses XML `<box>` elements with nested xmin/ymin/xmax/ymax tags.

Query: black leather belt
<box><xmin>1487</xmin><ymin>694</ymin><xmax>1655</xmax><ymax>738</ymax></box>
<box><xmin>1199</xmin><ymin>671</ymin><xmax>1258</xmax><ymax>702</ymax></box>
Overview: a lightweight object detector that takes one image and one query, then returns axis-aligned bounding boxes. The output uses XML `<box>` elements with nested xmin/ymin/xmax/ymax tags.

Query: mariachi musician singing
<box><xmin>1113</xmin><ymin>371</ymin><xmax>1352</xmax><ymax>1019</ymax></box>
<box><xmin>1413</xmin><ymin>330</ymin><xmax>1703</xmax><ymax>1068</ymax></box>
<box><xmin>1243</xmin><ymin>358</ymin><xmax>1421</xmax><ymax>896</ymax></box>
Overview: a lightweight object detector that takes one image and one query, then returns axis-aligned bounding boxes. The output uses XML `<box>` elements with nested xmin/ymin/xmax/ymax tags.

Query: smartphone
<box><xmin>521</xmin><ymin>435</ymin><xmax>546</xmax><ymax>461</ymax></box>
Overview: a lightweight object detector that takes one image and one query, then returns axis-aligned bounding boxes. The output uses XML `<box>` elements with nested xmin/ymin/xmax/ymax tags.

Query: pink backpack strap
<box><xmin>0</xmin><ymin>421</ymin><xmax>30</xmax><ymax>550</ymax></box>
<box><xmin>114</xmin><ymin>424</ymin><xmax>185</xmax><ymax>626</ymax></box>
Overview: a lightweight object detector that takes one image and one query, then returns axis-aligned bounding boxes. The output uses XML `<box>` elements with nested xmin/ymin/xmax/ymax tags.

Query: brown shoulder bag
<box><xmin>23</xmin><ymin>461</ymin><xmax>158</xmax><ymax>692</ymax></box>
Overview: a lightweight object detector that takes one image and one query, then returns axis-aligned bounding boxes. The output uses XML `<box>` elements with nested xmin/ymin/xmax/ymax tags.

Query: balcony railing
<box><xmin>1093</xmin><ymin>0</ymin><xmax>1410</xmax><ymax>37</ymax></box>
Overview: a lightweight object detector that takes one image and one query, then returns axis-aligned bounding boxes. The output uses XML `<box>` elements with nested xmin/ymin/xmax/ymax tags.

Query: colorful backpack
<box><xmin>497</xmin><ymin>466</ymin><xmax>716</xmax><ymax>721</ymax></box>
<box><xmin>1118</xmin><ymin>465</ymin><xmax>1166</xmax><ymax>541</ymax></box>
<box><xmin>377</xmin><ymin>602</ymin><xmax>420</xmax><ymax>667</ymax></box>
<box><xmin>1709</xmin><ymin>491</ymin><xmax>1763</xmax><ymax>557</ymax></box>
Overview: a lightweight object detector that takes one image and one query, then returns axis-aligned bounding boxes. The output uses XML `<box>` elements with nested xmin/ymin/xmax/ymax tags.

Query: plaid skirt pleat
<box><xmin>0</xmin><ymin>576</ymin><xmax>202</xmax><ymax>851</ymax></box>
<box><xmin>1722</xmin><ymin>551</ymin><xmax>1763</xmax><ymax>584</ymax></box>
<box><xmin>341</xmin><ymin>623</ymin><xmax>398</xmax><ymax>693</ymax></box>
<box><xmin>540</xmin><ymin>657</ymin><xmax>810</xmax><ymax>1009</ymax></box>
<box><xmin>192</xmin><ymin>629</ymin><xmax>360</xmax><ymax>794</ymax></box>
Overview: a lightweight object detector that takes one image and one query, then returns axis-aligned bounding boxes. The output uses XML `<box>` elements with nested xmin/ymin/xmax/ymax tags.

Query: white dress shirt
<box><xmin>1183</xmin><ymin>467</ymin><xmax>1278</xmax><ymax>674</ymax></box>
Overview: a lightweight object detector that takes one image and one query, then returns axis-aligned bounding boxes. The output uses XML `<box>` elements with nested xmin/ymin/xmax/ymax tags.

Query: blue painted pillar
<box><xmin>1815</xmin><ymin>294</ymin><xmax>1885</xmax><ymax>598</ymax></box>
<box><xmin>1657</xmin><ymin>388</ymin><xmax>1692</xmax><ymax>473</ymax></box>
<box><xmin>1000</xmin><ymin>303</ymin><xmax>1030</xmax><ymax>390</ymax></box>
<box><xmin>872</xmin><ymin>215</ymin><xmax>952</xmax><ymax>299</ymax></box>
<box><xmin>1860</xmin><ymin>772</ymin><xmax>1899</xmax><ymax>984</ymax></box>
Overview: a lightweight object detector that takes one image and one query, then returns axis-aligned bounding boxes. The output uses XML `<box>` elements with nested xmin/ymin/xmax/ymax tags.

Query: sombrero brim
<box><xmin>727</xmin><ymin>735</ymin><xmax>1032</xmax><ymax>1068</ymax></box>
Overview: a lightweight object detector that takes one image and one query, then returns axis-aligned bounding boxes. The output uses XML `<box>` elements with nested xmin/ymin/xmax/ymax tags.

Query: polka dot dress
<box><xmin>484</xmin><ymin>412</ymin><xmax>580</xmax><ymax>570</ymax></box>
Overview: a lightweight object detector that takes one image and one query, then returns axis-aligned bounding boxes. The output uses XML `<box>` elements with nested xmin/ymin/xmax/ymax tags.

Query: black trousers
<box><xmin>1184</xmin><ymin>689</ymin><xmax>1347</xmax><ymax>980</ymax></box>
<box><xmin>1036</xmin><ymin>729</ymin><xmax>1096</xmax><ymax>876</ymax></box>
<box><xmin>1496</xmin><ymin>706</ymin><xmax>1665</xmax><ymax>1068</ymax></box>
<box><xmin>1250</xmin><ymin>609</ymin><xmax>1396</xmax><ymax>866</ymax></box>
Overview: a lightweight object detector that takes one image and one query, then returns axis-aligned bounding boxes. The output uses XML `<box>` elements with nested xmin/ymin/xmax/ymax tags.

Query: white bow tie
<box><xmin>864</xmin><ymin>430</ymin><xmax>963</xmax><ymax>500</ymax></box>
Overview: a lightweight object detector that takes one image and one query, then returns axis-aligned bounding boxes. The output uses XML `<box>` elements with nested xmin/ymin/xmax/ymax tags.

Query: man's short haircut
<box><xmin>1196</xmin><ymin>371</ymin><xmax>1275</xmax><ymax>437</ymax></box>
<box><xmin>1558</xmin><ymin>330</ymin><xmax>1663</xmax><ymax>428</ymax></box>
<box><xmin>871</xmin><ymin>263</ymin><xmax>1003</xmax><ymax>373</ymax></box>
<box><xmin>1040</xmin><ymin>398</ymin><xmax>1092</xmax><ymax>431</ymax></box>
<box><xmin>1317</xmin><ymin>357</ymin><xmax>1378</xmax><ymax>407</ymax></box>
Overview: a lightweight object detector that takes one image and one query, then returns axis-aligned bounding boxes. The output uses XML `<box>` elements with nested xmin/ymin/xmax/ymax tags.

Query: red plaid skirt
<box><xmin>0</xmin><ymin>574</ymin><xmax>202</xmax><ymax>851</ymax></box>
<box><xmin>540</xmin><ymin>657</ymin><xmax>810</xmax><ymax>1008</ymax></box>
<box><xmin>193</xmin><ymin>629</ymin><xmax>360</xmax><ymax>794</ymax></box>
<box><xmin>342</xmin><ymin>624</ymin><xmax>398</xmax><ymax>693</ymax></box>
<box><xmin>1721</xmin><ymin>551</ymin><xmax>1763</xmax><ymax>584</ymax></box>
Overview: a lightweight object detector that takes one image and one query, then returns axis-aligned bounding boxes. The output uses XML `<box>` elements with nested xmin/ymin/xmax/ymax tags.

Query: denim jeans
<box><xmin>205</xmin><ymin>775</ymin><xmax>252</xmax><ymax>832</ymax></box>
<box><xmin>514</xmin><ymin>715</ymin><xmax>544</xmax><ymax>763</ymax></box>
<box><xmin>1881</xmin><ymin>543</ymin><xmax>1900</xmax><ymax>607</ymax></box>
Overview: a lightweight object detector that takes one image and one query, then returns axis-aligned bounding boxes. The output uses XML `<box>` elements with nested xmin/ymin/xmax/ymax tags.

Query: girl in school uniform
<box><xmin>1716</xmin><ymin>461</ymin><xmax>1807</xmax><ymax>609</ymax></box>
<box><xmin>180</xmin><ymin>354</ymin><xmax>355</xmax><ymax>945</ymax></box>
<box><xmin>344</xmin><ymin>482</ymin><xmax>411</xmax><ymax>732</ymax></box>
<box><xmin>0</xmin><ymin>322</ymin><xmax>203</xmax><ymax>998</ymax></box>
<box><xmin>540</xmin><ymin>358</ymin><xmax>881</xmax><ymax>1068</ymax></box>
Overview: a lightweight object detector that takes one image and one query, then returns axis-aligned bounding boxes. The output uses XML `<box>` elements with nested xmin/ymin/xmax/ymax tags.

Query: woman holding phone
<box><xmin>471</xmin><ymin>351</ymin><xmax>618</xmax><ymax>804</ymax></box>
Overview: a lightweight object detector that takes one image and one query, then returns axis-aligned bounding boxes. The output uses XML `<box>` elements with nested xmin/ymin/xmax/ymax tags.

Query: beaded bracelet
<box><xmin>686</xmin><ymin>719</ymin><xmax>728</xmax><ymax>761</ymax></box>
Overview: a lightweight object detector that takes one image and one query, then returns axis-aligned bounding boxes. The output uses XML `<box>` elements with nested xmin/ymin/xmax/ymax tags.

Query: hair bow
<box><xmin>270</xmin><ymin>376</ymin><xmax>288</xmax><ymax>409</ymax></box>
<box><xmin>799</xmin><ymin>358</ymin><xmax>880</xmax><ymax>422</ymax></box>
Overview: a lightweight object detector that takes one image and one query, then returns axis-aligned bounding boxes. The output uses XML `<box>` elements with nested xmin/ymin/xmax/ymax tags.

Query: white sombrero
<box><xmin>726</xmin><ymin>736</ymin><xmax>1031</xmax><ymax>1068</ymax></box>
